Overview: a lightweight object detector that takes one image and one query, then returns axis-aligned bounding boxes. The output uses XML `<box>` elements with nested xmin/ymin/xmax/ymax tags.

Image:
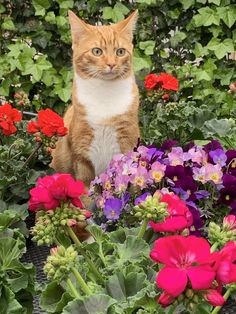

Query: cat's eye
<box><xmin>116</xmin><ymin>48</ymin><xmax>126</xmax><ymax>57</ymax></box>
<box><xmin>92</xmin><ymin>48</ymin><xmax>103</xmax><ymax>56</ymax></box>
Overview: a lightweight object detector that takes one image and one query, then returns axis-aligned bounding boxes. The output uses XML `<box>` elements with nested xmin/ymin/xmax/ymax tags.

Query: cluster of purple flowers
<box><xmin>90</xmin><ymin>140</ymin><xmax>236</xmax><ymax>231</ymax></box>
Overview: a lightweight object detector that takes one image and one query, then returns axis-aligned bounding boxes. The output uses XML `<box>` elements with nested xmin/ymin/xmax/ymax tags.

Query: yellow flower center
<box><xmin>225</xmin><ymin>195</ymin><xmax>230</xmax><ymax>201</ymax></box>
<box><xmin>198</xmin><ymin>175</ymin><xmax>205</xmax><ymax>181</ymax></box>
<box><xmin>105</xmin><ymin>181</ymin><xmax>111</xmax><ymax>190</ymax></box>
<box><xmin>140</xmin><ymin>160</ymin><xmax>147</xmax><ymax>167</ymax></box>
<box><xmin>152</xmin><ymin>171</ymin><xmax>163</xmax><ymax>182</ymax></box>
<box><xmin>111</xmin><ymin>210</ymin><xmax>115</xmax><ymax>217</ymax></box>
<box><xmin>135</xmin><ymin>177</ymin><xmax>144</xmax><ymax>186</ymax></box>
<box><xmin>173</xmin><ymin>176</ymin><xmax>178</xmax><ymax>182</ymax></box>
<box><xmin>232</xmin><ymin>161</ymin><xmax>236</xmax><ymax>168</ymax></box>
<box><xmin>210</xmin><ymin>174</ymin><xmax>219</xmax><ymax>183</ymax></box>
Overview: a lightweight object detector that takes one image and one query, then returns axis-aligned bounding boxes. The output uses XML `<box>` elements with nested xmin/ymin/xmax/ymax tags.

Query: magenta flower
<box><xmin>150</xmin><ymin>193</ymin><xmax>193</xmax><ymax>233</ymax></box>
<box><xmin>29</xmin><ymin>174</ymin><xmax>86</xmax><ymax>211</ymax></box>
<box><xmin>168</xmin><ymin>147</ymin><xmax>186</xmax><ymax>166</ymax></box>
<box><xmin>188</xmin><ymin>147</ymin><xmax>208</xmax><ymax>165</ymax></box>
<box><xmin>130</xmin><ymin>166</ymin><xmax>149</xmax><ymax>189</ymax></box>
<box><xmin>203</xmin><ymin>289</ymin><xmax>225</xmax><ymax>306</ymax></box>
<box><xmin>223</xmin><ymin>215</ymin><xmax>236</xmax><ymax>231</ymax></box>
<box><xmin>103</xmin><ymin>198</ymin><xmax>123</xmax><ymax>221</ymax></box>
<box><xmin>213</xmin><ymin>241</ymin><xmax>236</xmax><ymax>285</ymax></box>
<box><xmin>150</xmin><ymin>235</ymin><xmax>215</xmax><ymax>297</ymax></box>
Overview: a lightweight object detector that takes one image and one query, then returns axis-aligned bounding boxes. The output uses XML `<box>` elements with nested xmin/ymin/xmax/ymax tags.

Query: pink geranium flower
<box><xmin>150</xmin><ymin>235</ymin><xmax>215</xmax><ymax>297</ymax></box>
<box><xmin>203</xmin><ymin>289</ymin><xmax>225</xmax><ymax>306</ymax></box>
<box><xmin>213</xmin><ymin>241</ymin><xmax>236</xmax><ymax>285</ymax></box>
<box><xmin>29</xmin><ymin>174</ymin><xmax>87</xmax><ymax>211</ymax></box>
<box><xmin>150</xmin><ymin>193</ymin><xmax>193</xmax><ymax>233</ymax></box>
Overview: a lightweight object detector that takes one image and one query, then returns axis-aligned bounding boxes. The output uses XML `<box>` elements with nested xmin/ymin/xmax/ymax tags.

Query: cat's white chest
<box><xmin>76</xmin><ymin>75</ymin><xmax>134</xmax><ymax>123</ymax></box>
<box><xmin>88</xmin><ymin>124</ymin><xmax>120</xmax><ymax>176</ymax></box>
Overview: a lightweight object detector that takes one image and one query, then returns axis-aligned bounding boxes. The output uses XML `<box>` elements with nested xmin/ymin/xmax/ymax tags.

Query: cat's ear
<box><xmin>115</xmin><ymin>10</ymin><xmax>138</xmax><ymax>39</ymax></box>
<box><xmin>68</xmin><ymin>10</ymin><xmax>91</xmax><ymax>45</ymax></box>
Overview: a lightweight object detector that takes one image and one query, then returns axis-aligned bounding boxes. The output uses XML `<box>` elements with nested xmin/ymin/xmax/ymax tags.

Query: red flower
<box><xmin>29</xmin><ymin>173</ymin><xmax>87</xmax><ymax>212</ymax></box>
<box><xmin>144</xmin><ymin>74</ymin><xmax>159</xmax><ymax>90</ymax></box>
<box><xmin>158</xmin><ymin>292</ymin><xmax>174</xmax><ymax>307</ymax></box>
<box><xmin>38</xmin><ymin>109</ymin><xmax>67</xmax><ymax>137</ymax></box>
<box><xmin>27</xmin><ymin>109</ymin><xmax>67</xmax><ymax>138</ymax></box>
<box><xmin>213</xmin><ymin>241</ymin><xmax>236</xmax><ymax>285</ymax></box>
<box><xmin>150</xmin><ymin>193</ymin><xmax>193</xmax><ymax>233</ymax></box>
<box><xmin>156</xmin><ymin>73</ymin><xmax>179</xmax><ymax>91</ymax></box>
<box><xmin>203</xmin><ymin>289</ymin><xmax>225</xmax><ymax>306</ymax></box>
<box><xmin>162</xmin><ymin>93</ymin><xmax>170</xmax><ymax>101</ymax></box>
<box><xmin>0</xmin><ymin>103</ymin><xmax>22</xmax><ymax>136</ymax></box>
<box><xmin>27</xmin><ymin>121</ymin><xmax>39</xmax><ymax>134</ymax></box>
<box><xmin>150</xmin><ymin>235</ymin><xmax>215</xmax><ymax>297</ymax></box>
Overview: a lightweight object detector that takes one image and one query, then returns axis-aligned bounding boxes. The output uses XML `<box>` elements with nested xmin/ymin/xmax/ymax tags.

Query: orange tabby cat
<box><xmin>51</xmin><ymin>10</ymin><xmax>140</xmax><ymax>187</ymax></box>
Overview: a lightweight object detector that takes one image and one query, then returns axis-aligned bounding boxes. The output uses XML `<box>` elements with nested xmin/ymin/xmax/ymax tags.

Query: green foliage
<box><xmin>0</xmin><ymin>210</ymin><xmax>35</xmax><ymax>313</ymax></box>
<box><xmin>0</xmin><ymin>0</ymin><xmax>235</xmax><ymax>118</ymax></box>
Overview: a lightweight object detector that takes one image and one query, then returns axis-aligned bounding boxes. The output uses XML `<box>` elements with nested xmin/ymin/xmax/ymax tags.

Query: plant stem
<box><xmin>211</xmin><ymin>242</ymin><xmax>219</xmax><ymax>252</ymax></box>
<box><xmin>211</xmin><ymin>288</ymin><xmax>232</xmax><ymax>314</ymax></box>
<box><xmin>67</xmin><ymin>226</ymin><xmax>104</xmax><ymax>284</ymax></box>
<box><xmin>22</xmin><ymin>142</ymin><xmax>42</xmax><ymax>169</ymax></box>
<box><xmin>66</xmin><ymin>278</ymin><xmax>81</xmax><ymax>299</ymax></box>
<box><xmin>98</xmin><ymin>244</ymin><xmax>106</xmax><ymax>267</ymax></box>
<box><xmin>138</xmin><ymin>219</ymin><xmax>148</xmax><ymax>239</ymax></box>
<box><xmin>71</xmin><ymin>267</ymin><xmax>91</xmax><ymax>295</ymax></box>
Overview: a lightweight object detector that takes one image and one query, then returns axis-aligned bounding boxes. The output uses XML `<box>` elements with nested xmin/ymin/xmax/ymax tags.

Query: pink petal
<box><xmin>156</xmin><ymin>267</ymin><xmax>187</xmax><ymax>297</ymax></box>
<box><xmin>158</xmin><ymin>292</ymin><xmax>174</xmax><ymax>307</ymax></box>
<box><xmin>187</xmin><ymin>265</ymin><xmax>215</xmax><ymax>290</ymax></box>
<box><xmin>150</xmin><ymin>216</ymin><xmax>188</xmax><ymax>233</ymax></box>
<box><xmin>204</xmin><ymin>289</ymin><xmax>225</xmax><ymax>306</ymax></box>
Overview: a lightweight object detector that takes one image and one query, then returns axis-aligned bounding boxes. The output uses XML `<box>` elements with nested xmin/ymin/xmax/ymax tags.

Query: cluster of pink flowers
<box><xmin>29</xmin><ymin>173</ymin><xmax>87</xmax><ymax>211</ymax></box>
<box><xmin>150</xmin><ymin>231</ymin><xmax>236</xmax><ymax>308</ymax></box>
<box><xmin>90</xmin><ymin>140</ymin><xmax>236</xmax><ymax>232</ymax></box>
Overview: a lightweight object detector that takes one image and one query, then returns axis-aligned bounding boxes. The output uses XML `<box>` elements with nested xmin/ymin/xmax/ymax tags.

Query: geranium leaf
<box><xmin>62</xmin><ymin>294</ymin><xmax>117</xmax><ymax>314</ymax></box>
<box><xmin>40</xmin><ymin>281</ymin><xmax>72</xmax><ymax>313</ymax></box>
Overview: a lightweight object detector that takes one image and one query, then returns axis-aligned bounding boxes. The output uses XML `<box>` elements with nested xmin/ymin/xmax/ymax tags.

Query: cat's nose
<box><xmin>107</xmin><ymin>63</ymin><xmax>115</xmax><ymax>70</ymax></box>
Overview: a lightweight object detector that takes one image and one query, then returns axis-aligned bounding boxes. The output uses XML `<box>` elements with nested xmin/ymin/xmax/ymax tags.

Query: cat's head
<box><xmin>68</xmin><ymin>10</ymin><xmax>138</xmax><ymax>80</ymax></box>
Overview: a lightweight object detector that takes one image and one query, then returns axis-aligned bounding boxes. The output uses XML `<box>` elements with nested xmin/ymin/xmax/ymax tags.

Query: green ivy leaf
<box><xmin>1</xmin><ymin>17</ymin><xmax>15</xmax><ymax>30</ymax></box>
<box><xmin>193</xmin><ymin>7</ymin><xmax>220</xmax><ymax>27</ymax></box>
<box><xmin>103</xmin><ymin>4</ymin><xmax>129</xmax><ymax>22</ymax></box>
<box><xmin>139</xmin><ymin>41</ymin><xmax>155</xmax><ymax>55</ymax></box>
<box><xmin>180</xmin><ymin>0</ymin><xmax>195</xmax><ymax>10</ymax></box>
<box><xmin>217</xmin><ymin>5</ymin><xmax>236</xmax><ymax>28</ymax></box>
<box><xmin>207</xmin><ymin>38</ymin><xmax>234</xmax><ymax>59</ymax></box>
<box><xmin>32</xmin><ymin>0</ymin><xmax>50</xmax><ymax>16</ymax></box>
<box><xmin>170</xmin><ymin>31</ymin><xmax>187</xmax><ymax>48</ymax></box>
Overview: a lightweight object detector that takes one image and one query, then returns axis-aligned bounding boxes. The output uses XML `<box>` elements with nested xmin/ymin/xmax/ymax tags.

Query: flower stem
<box><xmin>138</xmin><ymin>219</ymin><xmax>148</xmax><ymax>239</ymax></box>
<box><xmin>66</xmin><ymin>278</ymin><xmax>81</xmax><ymax>299</ymax></box>
<box><xmin>211</xmin><ymin>242</ymin><xmax>219</xmax><ymax>252</ymax></box>
<box><xmin>211</xmin><ymin>288</ymin><xmax>232</xmax><ymax>314</ymax></box>
<box><xmin>22</xmin><ymin>142</ymin><xmax>42</xmax><ymax>169</ymax></box>
<box><xmin>71</xmin><ymin>267</ymin><xmax>91</xmax><ymax>295</ymax></box>
<box><xmin>67</xmin><ymin>226</ymin><xmax>104</xmax><ymax>284</ymax></box>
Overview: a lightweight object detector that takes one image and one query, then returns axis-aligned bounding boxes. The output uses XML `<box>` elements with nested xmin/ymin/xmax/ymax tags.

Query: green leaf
<box><xmin>1</xmin><ymin>17</ymin><xmax>15</xmax><ymax>31</ymax></box>
<box><xmin>193</xmin><ymin>7</ymin><xmax>220</xmax><ymax>27</ymax></box>
<box><xmin>202</xmin><ymin>118</ymin><xmax>234</xmax><ymax>137</ymax></box>
<box><xmin>55</xmin><ymin>86</ymin><xmax>71</xmax><ymax>102</ymax></box>
<box><xmin>62</xmin><ymin>294</ymin><xmax>117</xmax><ymax>314</ymax></box>
<box><xmin>0</xmin><ymin>238</ymin><xmax>22</xmax><ymax>269</ymax></box>
<box><xmin>207</xmin><ymin>38</ymin><xmax>234</xmax><ymax>59</ymax></box>
<box><xmin>139</xmin><ymin>41</ymin><xmax>155</xmax><ymax>55</ymax></box>
<box><xmin>193</xmin><ymin>43</ymin><xmax>209</xmax><ymax>57</ymax></box>
<box><xmin>86</xmin><ymin>225</ymin><xmax>108</xmax><ymax>245</ymax></box>
<box><xmin>217</xmin><ymin>5</ymin><xmax>236</xmax><ymax>28</ymax></box>
<box><xmin>106</xmin><ymin>271</ymin><xmax>147</xmax><ymax>301</ymax></box>
<box><xmin>133</xmin><ymin>55</ymin><xmax>151</xmax><ymax>73</ymax></box>
<box><xmin>102</xmin><ymin>3</ymin><xmax>129</xmax><ymax>22</ymax></box>
<box><xmin>40</xmin><ymin>282</ymin><xmax>72</xmax><ymax>313</ymax></box>
<box><xmin>115</xmin><ymin>236</ymin><xmax>150</xmax><ymax>266</ymax></box>
<box><xmin>0</xmin><ymin>285</ymin><xmax>23</xmax><ymax>314</ymax></box>
<box><xmin>170</xmin><ymin>31</ymin><xmax>187</xmax><ymax>48</ymax></box>
<box><xmin>208</xmin><ymin>0</ymin><xmax>221</xmax><ymax>5</ymax></box>
<box><xmin>32</xmin><ymin>0</ymin><xmax>50</xmax><ymax>16</ymax></box>
<box><xmin>180</xmin><ymin>0</ymin><xmax>195</xmax><ymax>10</ymax></box>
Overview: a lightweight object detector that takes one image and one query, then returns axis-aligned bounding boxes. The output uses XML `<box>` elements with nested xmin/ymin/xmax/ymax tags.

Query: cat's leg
<box><xmin>50</xmin><ymin>137</ymin><xmax>73</xmax><ymax>173</ymax></box>
<box><xmin>73</xmin><ymin>156</ymin><xmax>95</xmax><ymax>188</ymax></box>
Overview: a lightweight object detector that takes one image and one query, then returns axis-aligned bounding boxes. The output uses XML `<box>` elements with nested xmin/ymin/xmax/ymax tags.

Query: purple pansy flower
<box><xmin>204</xmin><ymin>140</ymin><xmax>223</xmax><ymax>153</ymax></box>
<box><xmin>134</xmin><ymin>192</ymin><xmax>151</xmax><ymax>206</ymax></box>
<box><xmin>103</xmin><ymin>198</ymin><xmax>123</xmax><ymax>221</ymax></box>
<box><xmin>160</xmin><ymin>140</ymin><xmax>178</xmax><ymax>152</ymax></box>
<box><xmin>226</xmin><ymin>150</ymin><xmax>236</xmax><ymax>176</ymax></box>
<box><xmin>209</xmin><ymin>149</ymin><xmax>227</xmax><ymax>167</ymax></box>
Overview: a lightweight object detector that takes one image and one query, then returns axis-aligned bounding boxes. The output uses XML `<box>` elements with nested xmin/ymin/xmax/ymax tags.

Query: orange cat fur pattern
<box><xmin>51</xmin><ymin>10</ymin><xmax>140</xmax><ymax>187</ymax></box>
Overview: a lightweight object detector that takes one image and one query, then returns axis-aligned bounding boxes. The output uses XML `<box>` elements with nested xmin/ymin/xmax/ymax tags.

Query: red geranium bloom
<box><xmin>150</xmin><ymin>193</ymin><xmax>193</xmax><ymax>233</ymax></box>
<box><xmin>27</xmin><ymin>109</ymin><xmax>67</xmax><ymax>137</ymax></box>
<box><xmin>150</xmin><ymin>235</ymin><xmax>215</xmax><ymax>297</ymax></box>
<box><xmin>29</xmin><ymin>173</ymin><xmax>87</xmax><ymax>211</ymax></box>
<box><xmin>0</xmin><ymin>103</ymin><xmax>22</xmax><ymax>136</ymax></box>
<box><xmin>144</xmin><ymin>74</ymin><xmax>159</xmax><ymax>90</ymax></box>
<box><xmin>27</xmin><ymin>121</ymin><xmax>40</xmax><ymax>134</ymax></box>
<box><xmin>213</xmin><ymin>241</ymin><xmax>236</xmax><ymax>285</ymax></box>
<box><xmin>158</xmin><ymin>292</ymin><xmax>175</xmax><ymax>307</ymax></box>
<box><xmin>156</xmin><ymin>73</ymin><xmax>179</xmax><ymax>91</ymax></box>
<box><xmin>38</xmin><ymin>109</ymin><xmax>67</xmax><ymax>137</ymax></box>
